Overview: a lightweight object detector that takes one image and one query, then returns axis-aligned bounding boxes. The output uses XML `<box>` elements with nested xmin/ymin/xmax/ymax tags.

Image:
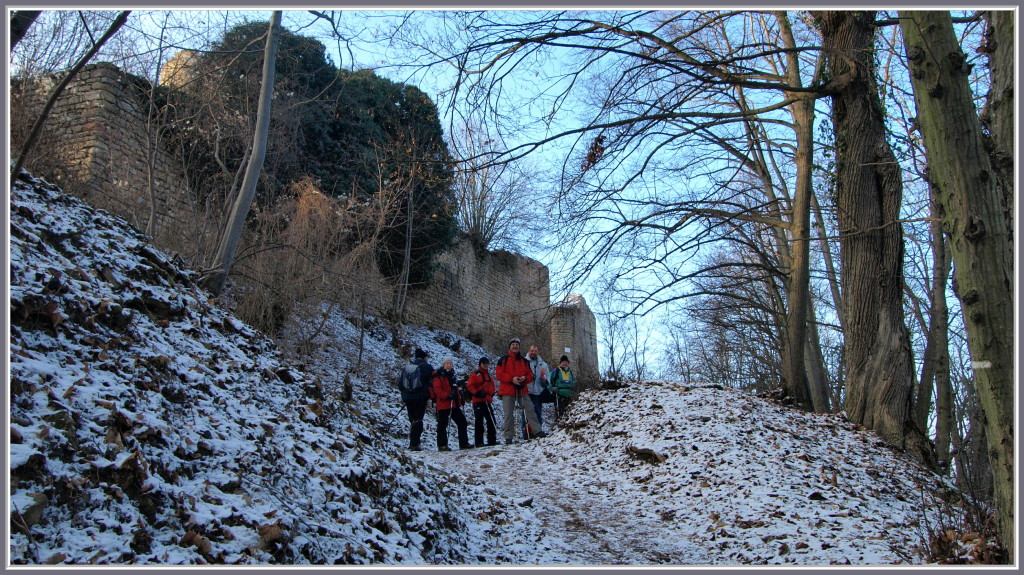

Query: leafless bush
<box><xmin>912</xmin><ymin>483</ymin><xmax>1007</xmax><ymax>564</ymax></box>
<box><xmin>228</xmin><ymin>178</ymin><xmax>380</xmax><ymax>336</ymax></box>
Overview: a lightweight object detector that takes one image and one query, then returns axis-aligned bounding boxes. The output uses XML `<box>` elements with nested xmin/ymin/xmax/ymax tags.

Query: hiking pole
<box><xmin>485</xmin><ymin>401</ymin><xmax>498</xmax><ymax>444</ymax></box>
<box><xmin>388</xmin><ymin>404</ymin><xmax>404</xmax><ymax>428</ymax></box>
<box><xmin>516</xmin><ymin>395</ymin><xmax>530</xmax><ymax>439</ymax></box>
<box><xmin>485</xmin><ymin>401</ymin><xmax>498</xmax><ymax>430</ymax></box>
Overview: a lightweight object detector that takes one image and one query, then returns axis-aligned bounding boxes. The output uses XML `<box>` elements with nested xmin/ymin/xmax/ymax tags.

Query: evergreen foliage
<box><xmin>167</xmin><ymin>20</ymin><xmax>456</xmax><ymax>286</ymax></box>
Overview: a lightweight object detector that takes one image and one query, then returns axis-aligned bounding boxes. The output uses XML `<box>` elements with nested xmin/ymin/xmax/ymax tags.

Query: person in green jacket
<box><xmin>548</xmin><ymin>355</ymin><xmax>576</xmax><ymax>420</ymax></box>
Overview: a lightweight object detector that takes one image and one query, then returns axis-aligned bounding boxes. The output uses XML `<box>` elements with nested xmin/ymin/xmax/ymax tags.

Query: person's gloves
<box><xmin>448</xmin><ymin>392</ymin><xmax>457</xmax><ymax>400</ymax></box>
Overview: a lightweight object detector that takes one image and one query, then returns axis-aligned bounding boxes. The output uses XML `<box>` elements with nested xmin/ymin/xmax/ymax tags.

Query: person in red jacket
<box><xmin>466</xmin><ymin>356</ymin><xmax>498</xmax><ymax>447</ymax></box>
<box><xmin>428</xmin><ymin>358</ymin><xmax>471</xmax><ymax>451</ymax></box>
<box><xmin>495</xmin><ymin>338</ymin><xmax>545</xmax><ymax>444</ymax></box>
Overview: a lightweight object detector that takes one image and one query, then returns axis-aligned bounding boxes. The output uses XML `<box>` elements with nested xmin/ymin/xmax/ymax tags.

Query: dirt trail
<box><xmin>420</xmin><ymin>439</ymin><xmax>708</xmax><ymax>565</ymax></box>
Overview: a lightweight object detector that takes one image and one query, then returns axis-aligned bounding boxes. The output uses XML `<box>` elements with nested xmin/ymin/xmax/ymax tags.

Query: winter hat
<box><xmin>414</xmin><ymin>348</ymin><xmax>428</xmax><ymax>359</ymax></box>
<box><xmin>509</xmin><ymin>337</ymin><xmax>521</xmax><ymax>346</ymax></box>
<box><xmin>479</xmin><ymin>356</ymin><xmax>490</xmax><ymax>365</ymax></box>
<box><xmin>560</xmin><ymin>355</ymin><xmax>569</xmax><ymax>364</ymax></box>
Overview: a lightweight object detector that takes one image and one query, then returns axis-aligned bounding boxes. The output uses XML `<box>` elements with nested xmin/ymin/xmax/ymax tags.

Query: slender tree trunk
<box><xmin>144</xmin><ymin>15</ymin><xmax>172</xmax><ymax>237</ymax></box>
<box><xmin>815</xmin><ymin>11</ymin><xmax>933</xmax><ymax>462</ymax></box>
<box><xmin>913</xmin><ymin>192</ymin><xmax>952</xmax><ymax>439</ymax></box>
<box><xmin>11</xmin><ymin>11</ymin><xmax>130</xmax><ymax>182</ymax></box>
<box><xmin>811</xmin><ymin>188</ymin><xmax>844</xmax><ymax>330</ymax></box>
<box><xmin>392</xmin><ymin>183</ymin><xmax>415</xmax><ymax>323</ymax></box>
<box><xmin>900</xmin><ymin>10</ymin><xmax>1015</xmax><ymax>560</ymax></box>
<box><xmin>206</xmin><ymin>12</ymin><xmax>282</xmax><ymax>296</ymax></box>
<box><xmin>929</xmin><ymin>211</ymin><xmax>954</xmax><ymax>469</ymax></box>
<box><xmin>804</xmin><ymin>302</ymin><xmax>831</xmax><ymax>413</ymax></box>
<box><xmin>776</xmin><ymin>12</ymin><xmax>814</xmax><ymax>409</ymax></box>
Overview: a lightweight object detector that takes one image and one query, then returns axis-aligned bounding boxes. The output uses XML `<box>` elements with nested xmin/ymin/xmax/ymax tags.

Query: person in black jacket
<box><xmin>400</xmin><ymin>348</ymin><xmax>433</xmax><ymax>451</ymax></box>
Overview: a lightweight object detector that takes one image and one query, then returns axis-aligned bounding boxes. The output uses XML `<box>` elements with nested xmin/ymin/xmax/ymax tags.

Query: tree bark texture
<box><xmin>815</xmin><ymin>11</ymin><xmax>930</xmax><ymax>459</ymax></box>
<box><xmin>979</xmin><ymin>10</ymin><xmax>1014</xmax><ymax>243</ymax></box>
<box><xmin>900</xmin><ymin>10</ymin><xmax>1015</xmax><ymax>559</ymax></box>
<box><xmin>207</xmin><ymin>11</ymin><xmax>282</xmax><ymax>296</ymax></box>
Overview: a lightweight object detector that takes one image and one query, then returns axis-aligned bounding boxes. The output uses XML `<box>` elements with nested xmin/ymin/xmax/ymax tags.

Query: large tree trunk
<box><xmin>900</xmin><ymin>10</ymin><xmax>1015</xmax><ymax>560</ymax></box>
<box><xmin>814</xmin><ymin>11</ymin><xmax>932</xmax><ymax>461</ymax></box>
<box><xmin>206</xmin><ymin>11</ymin><xmax>282</xmax><ymax>296</ymax></box>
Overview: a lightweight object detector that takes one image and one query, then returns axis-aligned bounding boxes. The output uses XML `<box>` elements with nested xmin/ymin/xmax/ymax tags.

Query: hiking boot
<box><xmin>528</xmin><ymin>431</ymin><xmax>547</xmax><ymax>440</ymax></box>
<box><xmin>438</xmin><ymin>446</ymin><xmax>451</xmax><ymax>452</ymax></box>
<box><xmin>409</xmin><ymin>445</ymin><xmax>422</xmax><ymax>452</ymax></box>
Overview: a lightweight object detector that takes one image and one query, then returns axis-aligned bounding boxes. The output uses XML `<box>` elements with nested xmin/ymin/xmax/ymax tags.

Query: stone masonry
<box><xmin>11</xmin><ymin>63</ymin><xmax>197</xmax><ymax>256</ymax></box>
<box><xmin>404</xmin><ymin>238</ymin><xmax>550</xmax><ymax>358</ymax></box>
<box><xmin>549</xmin><ymin>294</ymin><xmax>600</xmax><ymax>387</ymax></box>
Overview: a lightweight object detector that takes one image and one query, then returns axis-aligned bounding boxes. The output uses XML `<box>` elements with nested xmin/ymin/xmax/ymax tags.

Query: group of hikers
<box><xmin>398</xmin><ymin>338</ymin><xmax>576</xmax><ymax>452</ymax></box>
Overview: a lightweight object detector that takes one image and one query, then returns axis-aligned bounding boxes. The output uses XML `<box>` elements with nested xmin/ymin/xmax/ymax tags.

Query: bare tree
<box><xmin>9</xmin><ymin>10</ymin><xmax>41</xmax><ymax>51</ymax></box>
<box><xmin>205</xmin><ymin>11</ymin><xmax>282</xmax><ymax>297</ymax></box>
<box><xmin>429</xmin><ymin>12</ymin><xmax>829</xmax><ymax>404</ymax></box>
<box><xmin>450</xmin><ymin>120</ymin><xmax>542</xmax><ymax>253</ymax></box>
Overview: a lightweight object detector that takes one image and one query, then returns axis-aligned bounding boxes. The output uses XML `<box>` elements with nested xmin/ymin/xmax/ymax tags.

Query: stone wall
<box><xmin>12</xmin><ymin>61</ymin><xmax>600</xmax><ymax>385</ymax></box>
<box><xmin>404</xmin><ymin>239</ymin><xmax>551</xmax><ymax>359</ymax></box>
<box><xmin>11</xmin><ymin>62</ymin><xmax>199</xmax><ymax>257</ymax></box>
<box><xmin>402</xmin><ymin>242</ymin><xmax>599</xmax><ymax>385</ymax></box>
<box><xmin>549</xmin><ymin>294</ymin><xmax>601</xmax><ymax>387</ymax></box>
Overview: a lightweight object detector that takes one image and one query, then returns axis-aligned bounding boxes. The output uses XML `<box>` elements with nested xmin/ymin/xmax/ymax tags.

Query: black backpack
<box><xmin>397</xmin><ymin>362</ymin><xmax>423</xmax><ymax>393</ymax></box>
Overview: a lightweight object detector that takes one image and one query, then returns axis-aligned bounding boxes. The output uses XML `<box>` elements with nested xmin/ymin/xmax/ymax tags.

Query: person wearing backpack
<box><xmin>400</xmin><ymin>348</ymin><xmax>432</xmax><ymax>451</ymax></box>
<box><xmin>548</xmin><ymin>354</ymin><xmax>576</xmax><ymax>420</ymax></box>
<box><xmin>466</xmin><ymin>356</ymin><xmax>498</xmax><ymax>447</ymax></box>
<box><xmin>496</xmin><ymin>338</ymin><xmax>544</xmax><ymax>444</ymax></box>
<box><xmin>429</xmin><ymin>358</ymin><xmax>471</xmax><ymax>451</ymax></box>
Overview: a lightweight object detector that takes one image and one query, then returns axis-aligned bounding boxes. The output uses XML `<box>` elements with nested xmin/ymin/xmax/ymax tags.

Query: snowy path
<box><xmin>393</xmin><ymin>385</ymin><xmax>949</xmax><ymax>567</ymax></box>
<box><xmin>414</xmin><ymin>438</ymin><xmax>711</xmax><ymax>565</ymax></box>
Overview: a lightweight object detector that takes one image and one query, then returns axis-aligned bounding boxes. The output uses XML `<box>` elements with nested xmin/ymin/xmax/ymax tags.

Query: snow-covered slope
<box><xmin>443</xmin><ymin>381</ymin><xmax>956</xmax><ymax>564</ymax></box>
<box><xmin>8</xmin><ymin>171</ymin><xmax>977</xmax><ymax>566</ymax></box>
<box><xmin>8</xmin><ymin>173</ymin><xmax>511</xmax><ymax>565</ymax></box>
